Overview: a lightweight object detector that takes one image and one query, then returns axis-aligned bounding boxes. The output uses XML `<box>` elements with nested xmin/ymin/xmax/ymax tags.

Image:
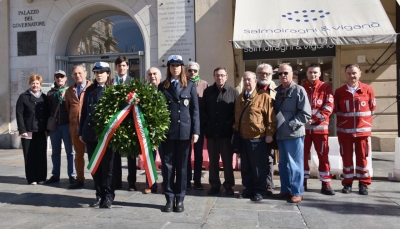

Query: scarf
<box><xmin>29</xmin><ymin>89</ymin><xmax>42</xmax><ymax>98</ymax></box>
<box><xmin>54</xmin><ymin>87</ymin><xmax>68</xmax><ymax>104</ymax></box>
<box><xmin>190</xmin><ymin>75</ymin><xmax>200</xmax><ymax>83</ymax></box>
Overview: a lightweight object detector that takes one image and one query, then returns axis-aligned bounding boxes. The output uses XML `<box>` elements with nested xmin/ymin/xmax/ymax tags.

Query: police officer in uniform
<box><xmin>79</xmin><ymin>62</ymin><xmax>114</xmax><ymax>208</ymax></box>
<box><xmin>158</xmin><ymin>55</ymin><xmax>200</xmax><ymax>213</ymax></box>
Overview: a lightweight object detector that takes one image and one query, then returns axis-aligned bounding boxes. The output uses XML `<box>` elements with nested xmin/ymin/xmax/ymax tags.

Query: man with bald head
<box><xmin>147</xmin><ymin>67</ymin><xmax>162</xmax><ymax>87</ymax></box>
<box><xmin>141</xmin><ymin>67</ymin><xmax>163</xmax><ymax>194</ymax></box>
<box><xmin>272</xmin><ymin>64</ymin><xmax>311</xmax><ymax>203</ymax></box>
<box><xmin>233</xmin><ymin>71</ymin><xmax>277</xmax><ymax>202</ymax></box>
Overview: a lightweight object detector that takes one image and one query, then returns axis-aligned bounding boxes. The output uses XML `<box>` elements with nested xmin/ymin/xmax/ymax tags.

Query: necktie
<box><xmin>119</xmin><ymin>78</ymin><xmax>123</xmax><ymax>85</ymax></box>
<box><xmin>244</xmin><ymin>93</ymin><xmax>249</xmax><ymax>100</ymax></box>
<box><xmin>97</xmin><ymin>85</ymin><xmax>103</xmax><ymax>93</ymax></box>
<box><xmin>173</xmin><ymin>81</ymin><xmax>178</xmax><ymax>88</ymax></box>
<box><xmin>76</xmin><ymin>86</ymin><xmax>81</xmax><ymax>99</ymax></box>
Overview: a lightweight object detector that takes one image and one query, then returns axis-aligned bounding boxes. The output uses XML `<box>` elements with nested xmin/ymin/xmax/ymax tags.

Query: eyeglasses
<box><xmin>55</xmin><ymin>75</ymin><xmax>65</xmax><ymax>79</ymax></box>
<box><xmin>188</xmin><ymin>69</ymin><xmax>198</xmax><ymax>73</ymax></box>
<box><xmin>148</xmin><ymin>72</ymin><xmax>157</xmax><ymax>76</ymax></box>
<box><xmin>278</xmin><ymin>72</ymin><xmax>290</xmax><ymax>76</ymax></box>
<box><xmin>256</xmin><ymin>72</ymin><xmax>272</xmax><ymax>76</ymax></box>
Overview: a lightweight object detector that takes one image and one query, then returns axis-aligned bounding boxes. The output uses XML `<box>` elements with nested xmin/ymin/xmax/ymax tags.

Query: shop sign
<box><xmin>157</xmin><ymin>0</ymin><xmax>195</xmax><ymax>66</ymax></box>
<box><xmin>243</xmin><ymin>45</ymin><xmax>336</xmax><ymax>60</ymax></box>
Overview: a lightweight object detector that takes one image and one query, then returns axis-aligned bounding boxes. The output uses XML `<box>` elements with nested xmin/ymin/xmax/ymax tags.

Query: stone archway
<box><xmin>48</xmin><ymin>0</ymin><xmax>158</xmax><ymax>79</ymax></box>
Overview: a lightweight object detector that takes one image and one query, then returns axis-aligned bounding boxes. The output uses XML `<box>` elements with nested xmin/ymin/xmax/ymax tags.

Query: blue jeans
<box><xmin>49</xmin><ymin>124</ymin><xmax>76</xmax><ymax>178</ymax></box>
<box><xmin>277</xmin><ymin>137</ymin><xmax>304</xmax><ymax>196</ymax></box>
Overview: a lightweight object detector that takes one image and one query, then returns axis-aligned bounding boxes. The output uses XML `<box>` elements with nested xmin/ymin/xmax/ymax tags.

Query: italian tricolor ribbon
<box><xmin>87</xmin><ymin>91</ymin><xmax>158</xmax><ymax>186</ymax></box>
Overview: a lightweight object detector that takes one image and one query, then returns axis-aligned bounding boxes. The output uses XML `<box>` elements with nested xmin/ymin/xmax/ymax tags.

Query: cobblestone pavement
<box><xmin>0</xmin><ymin>149</ymin><xmax>399</xmax><ymax>229</ymax></box>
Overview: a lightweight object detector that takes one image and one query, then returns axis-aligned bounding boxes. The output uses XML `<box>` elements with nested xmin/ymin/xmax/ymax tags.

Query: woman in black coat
<box><xmin>16</xmin><ymin>74</ymin><xmax>49</xmax><ymax>185</ymax></box>
<box><xmin>79</xmin><ymin>62</ymin><xmax>114</xmax><ymax>209</ymax></box>
<box><xmin>158</xmin><ymin>55</ymin><xmax>200</xmax><ymax>213</ymax></box>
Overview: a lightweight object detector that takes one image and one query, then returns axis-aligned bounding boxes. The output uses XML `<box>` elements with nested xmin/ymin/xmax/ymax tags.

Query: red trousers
<box><xmin>338</xmin><ymin>135</ymin><xmax>371</xmax><ymax>186</ymax></box>
<box><xmin>304</xmin><ymin>134</ymin><xmax>332</xmax><ymax>184</ymax></box>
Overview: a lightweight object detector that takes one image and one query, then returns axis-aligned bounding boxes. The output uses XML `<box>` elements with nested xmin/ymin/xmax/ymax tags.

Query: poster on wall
<box><xmin>157</xmin><ymin>0</ymin><xmax>195</xmax><ymax>66</ymax></box>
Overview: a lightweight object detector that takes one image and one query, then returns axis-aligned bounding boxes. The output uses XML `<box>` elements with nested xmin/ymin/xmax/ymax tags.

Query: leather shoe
<box><xmin>321</xmin><ymin>183</ymin><xmax>335</xmax><ymax>195</ymax></box>
<box><xmin>207</xmin><ymin>187</ymin><xmax>220</xmax><ymax>195</ymax></box>
<box><xmin>45</xmin><ymin>176</ymin><xmax>60</xmax><ymax>184</ymax></box>
<box><xmin>128</xmin><ymin>184</ymin><xmax>137</xmax><ymax>191</ymax></box>
<box><xmin>251</xmin><ymin>194</ymin><xmax>263</xmax><ymax>202</ymax></box>
<box><xmin>90</xmin><ymin>197</ymin><xmax>102</xmax><ymax>207</ymax></box>
<box><xmin>100</xmin><ymin>198</ymin><xmax>112</xmax><ymax>208</ymax></box>
<box><xmin>342</xmin><ymin>184</ymin><xmax>352</xmax><ymax>194</ymax></box>
<box><xmin>289</xmin><ymin>196</ymin><xmax>303</xmax><ymax>203</ymax></box>
<box><xmin>69</xmin><ymin>177</ymin><xmax>76</xmax><ymax>184</ymax></box>
<box><xmin>162</xmin><ymin>202</ymin><xmax>173</xmax><ymax>212</ymax></box>
<box><xmin>186</xmin><ymin>183</ymin><xmax>192</xmax><ymax>191</ymax></box>
<box><xmin>272</xmin><ymin>193</ymin><xmax>293</xmax><ymax>198</ymax></box>
<box><xmin>174</xmin><ymin>201</ymin><xmax>184</xmax><ymax>212</ymax></box>
<box><xmin>237</xmin><ymin>193</ymin><xmax>253</xmax><ymax>199</ymax></box>
<box><xmin>359</xmin><ymin>183</ymin><xmax>368</xmax><ymax>195</ymax></box>
<box><xmin>265</xmin><ymin>188</ymin><xmax>274</xmax><ymax>196</ymax></box>
<box><xmin>69</xmin><ymin>179</ymin><xmax>84</xmax><ymax>189</ymax></box>
<box><xmin>193</xmin><ymin>182</ymin><xmax>205</xmax><ymax>190</ymax></box>
<box><xmin>143</xmin><ymin>188</ymin><xmax>151</xmax><ymax>194</ymax></box>
<box><xmin>225</xmin><ymin>187</ymin><xmax>234</xmax><ymax>195</ymax></box>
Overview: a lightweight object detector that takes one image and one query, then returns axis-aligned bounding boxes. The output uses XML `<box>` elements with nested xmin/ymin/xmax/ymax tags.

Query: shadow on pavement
<box><xmin>0</xmin><ymin>192</ymin><xmax>92</xmax><ymax>208</ymax></box>
<box><xmin>297</xmin><ymin>197</ymin><xmax>400</xmax><ymax>216</ymax></box>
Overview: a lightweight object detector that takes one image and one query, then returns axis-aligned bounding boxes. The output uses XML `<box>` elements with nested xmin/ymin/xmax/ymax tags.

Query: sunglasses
<box><xmin>55</xmin><ymin>75</ymin><xmax>65</xmax><ymax>79</ymax></box>
<box><xmin>188</xmin><ymin>69</ymin><xmax>198</xmax><ymax>73</ymax></box>
<box><xmin>257</xmin><ymin>72</ymin><xmax>272</xmax><ymax>76</ymax></box>
<box><xmin>278</xmin><ymin>72</ymin><xmax>290</xmax><ymax>76</ymax></box>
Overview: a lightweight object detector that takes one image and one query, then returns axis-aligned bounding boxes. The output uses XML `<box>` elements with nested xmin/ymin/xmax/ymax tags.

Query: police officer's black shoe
<box><xmin>321</xmin><ymin>183</ymin><xmax>335</xmax><ymax>195</ymax></box>
<box><xmin>100</xmin><ymin>198</ymin><xmax>112</xmax><ymax>209</ymax></box>
<box><xmin>342</xmin><ymin>184</ymin><xmax>352</xmax><ymax>194</ymax></box>
<box><xmin>90</xmin><ymin>196</ymin><xmax>102</xmax><ymax>207</ymax></box>
<box><xmin>174</xmin><ymin>201</ymin><xmax>184</xmax><ymax>212</ymax></box>
<box><xmin>251</xmin><ymin>194</ymin><xmax>263</xmax><ymax>202</ymax></box>
<box><xmin>358</xmin><ymin>183</ymin><xmax>368</xmax><ymax>195</ymax></box>
<box><xmin>162</xmin><ymin>202</ymin><xmax>173</xmax><ymax>212</ymax></box>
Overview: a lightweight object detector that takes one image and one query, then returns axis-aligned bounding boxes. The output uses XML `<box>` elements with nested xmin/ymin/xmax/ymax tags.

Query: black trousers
<box><xmin>207</xmin><ymin>138</ymin><xmax>235</xmax><ymax>189</ymax></box>
<box><xmin>112</xmin><ymin>153</ymin><xmax>137</xmax><ymax>186</ymax></box>
<box><xmin>240</xmin><ymin>137</ymin><xmax>268</xmax><ymax>196</ymax></box>
<box><xmin>21</xmin><ymin>132</ymin><xmax>47</xmax><ymax>184</ymax></box>
<box><xmin>266</xmin><ymin>149</ymin><xmax>275</xmax><ymax>189</ymax></box>
<box><xmin>86</xmin><ymin>142</ymin><xmax>115</xmax><ymax>201</ymax></box>
<box><xmin>161</xmin><ymin>139</ymin><xmax>190</xmax><ymax>202</ymax></box>
<box><xmin>187</xmin><ymin>133</ymin><xmax>204</xmax><ymax>184</ymax></box>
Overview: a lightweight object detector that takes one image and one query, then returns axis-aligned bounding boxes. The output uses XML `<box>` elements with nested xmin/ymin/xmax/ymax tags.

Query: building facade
<box><xmin>0</xmin><ymin>0</ymin><xmax>397</xmax><ymax>151</ymax></box>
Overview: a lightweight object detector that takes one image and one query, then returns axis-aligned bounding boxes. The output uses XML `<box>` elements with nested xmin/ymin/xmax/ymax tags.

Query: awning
<box><xmin>232</xmin><ymin>0</ymin><xmax>397</xmax><ymax>48</ymax></box>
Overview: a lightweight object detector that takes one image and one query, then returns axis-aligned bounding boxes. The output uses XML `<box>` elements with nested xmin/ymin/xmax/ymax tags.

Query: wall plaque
<box><xmin>158</xmin><ymin>0</ymin><xmax>195</xmax><ymax>66</ymax></box>
<box><xmin>17</xmin><ymin>31</ymin><xmax>37</xmax><ymax>56</ymax></box>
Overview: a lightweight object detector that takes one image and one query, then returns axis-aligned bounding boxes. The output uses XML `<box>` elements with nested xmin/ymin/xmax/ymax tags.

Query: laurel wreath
<box><xmin>92</xmin><ymin>79</ymin><xmax>170</xmax><ymax>157</ymax></box>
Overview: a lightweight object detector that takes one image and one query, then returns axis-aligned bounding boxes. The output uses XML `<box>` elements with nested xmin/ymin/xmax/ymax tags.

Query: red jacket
<box><xmin>302</xmin><ymin>80</ymin><xmax>333</xmax><ymax>134</ymax></box>
<box><xmin>334</xmin><ymin>82</ymin><xmax>376</xmax><ymax>137</ymax></box>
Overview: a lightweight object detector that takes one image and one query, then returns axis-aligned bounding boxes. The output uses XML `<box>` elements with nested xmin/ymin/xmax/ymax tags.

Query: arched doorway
<box><xmin>56</xmin><ymin>11</ymin><xmax>145</xmax><ymax>83</ymax></box>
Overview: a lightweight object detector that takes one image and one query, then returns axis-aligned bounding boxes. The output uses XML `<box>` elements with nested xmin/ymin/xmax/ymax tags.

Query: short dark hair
<box><xmin>213</xmin><ymin>67</ymin><xmax>228</xmax><ymax>75</ymax></box>
<box><xmin>115</xmin><ymin>56</ymin><xmax>128</xmax><ymax>65</ymax></box>
<box><xmin>307</xmin><ymin>63</ymin><xmax>320</xmax><ymax>69</ymax></box>
<box><xmin>345</xmin><ymin>64</ymin><xmax>361</xmax><ymax>72</ymax></box>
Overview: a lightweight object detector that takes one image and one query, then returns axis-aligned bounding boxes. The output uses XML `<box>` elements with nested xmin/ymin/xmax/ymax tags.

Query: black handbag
<box><xmin>47</xmin><ymin>103</ymin><xmax>60</xmax><ymax>131</ymax></box>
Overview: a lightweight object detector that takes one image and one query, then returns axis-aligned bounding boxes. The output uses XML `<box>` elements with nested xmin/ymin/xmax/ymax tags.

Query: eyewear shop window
<box><xmin>243</xmin><ymin>45</ymin><xmax>335</xmax><ymax>135</ymax></box>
